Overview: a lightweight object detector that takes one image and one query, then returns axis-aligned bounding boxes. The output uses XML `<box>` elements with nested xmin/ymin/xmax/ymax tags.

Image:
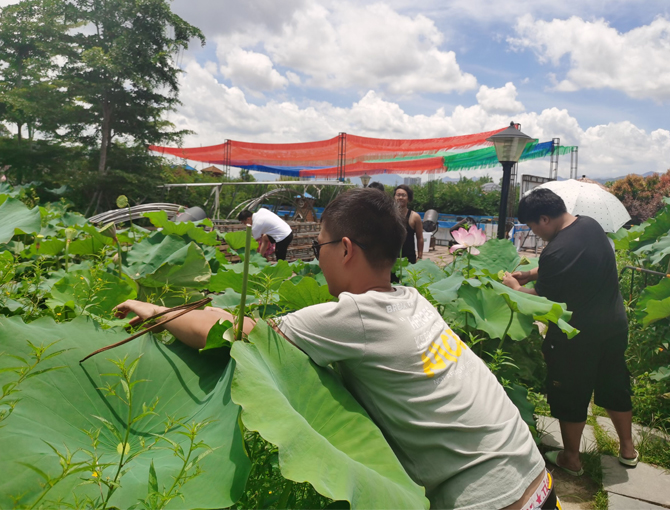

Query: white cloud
<box><xmin>476</xmin><ymin>82</ymin><xmax>525</xmax><ymax>114</ymax></box>
<box><xmin>212</xmin><ymin>0</ymin><xmax>477</xmax><ymax>95</ymax></box>
<box><xmin>219</xmin><ymin>47</ymin><xmax>288</xmax><ymax>92</ymax></box>
<box><xmin>171</xmin><ymin>61</ymin><xmax>670</xmax><ymax>179</ymax></box>
<box><xmin>508</xmin><ymin>15</ymin><xmax>670</xmax><ymax>102</ymax></box>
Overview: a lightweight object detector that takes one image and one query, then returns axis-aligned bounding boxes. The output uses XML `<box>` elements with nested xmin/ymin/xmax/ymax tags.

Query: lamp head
<box><xmin>360</xmin><ymin>173</ymin><xmax>371</xmax><ymax>187</ymax></box>
<box><xmin>486</xmin><ymin>122</ymin><xmax>534</xmax><ymax>163</ymax></box>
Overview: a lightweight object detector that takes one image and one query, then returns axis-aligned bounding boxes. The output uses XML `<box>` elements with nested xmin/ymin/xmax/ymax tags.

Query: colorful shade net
<box><xmin>150</xmin><ymin>129</ymin><xmax>573</xmax><ymax>178</ymax></box>
<box><xmin>148</xmin><ymin>128</ymin><xmax>506</xmax><ymax>168</ymax></box>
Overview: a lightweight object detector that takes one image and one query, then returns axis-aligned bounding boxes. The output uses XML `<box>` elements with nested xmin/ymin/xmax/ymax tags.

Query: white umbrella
<box><xmin>526</xmin><ymin>179</ymin><xmax>631</xmax><ymax>232</ymax></box>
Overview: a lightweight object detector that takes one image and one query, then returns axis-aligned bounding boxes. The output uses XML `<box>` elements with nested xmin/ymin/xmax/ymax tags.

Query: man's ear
<box><xmin>341</xmin><ymin>237</ymin><xmax>355</xmax><ymax>264</ymax></box>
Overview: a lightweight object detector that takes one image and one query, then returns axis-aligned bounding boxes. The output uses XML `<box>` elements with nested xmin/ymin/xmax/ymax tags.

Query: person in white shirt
<box><xmin>237</xmin><ymin>208</ymin><xmax>294</xmax><ymax>260</ymax></box>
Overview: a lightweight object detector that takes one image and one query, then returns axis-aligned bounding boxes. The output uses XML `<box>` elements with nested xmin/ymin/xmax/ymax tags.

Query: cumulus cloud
<box><xmin>219</xmin><ymin>47</ymin><xmax>288</xmax><ymax>92</ymax></box>
<box><xmin>171</xmin><ymin>61</ymin><xmax>670</xmax><ymax>179</ymax></box>
<box><xmin>508</xmin><ymin>15</ymin><xmax>670</xmax><ymax>102</ymax></box>
<box><xmin>476</xmin><ymin>82</ymin><xmax>525</xmax><ymax>114</ymax></box>
<box><xmin>212</xmin><ymin>0</ymin><xmax>477</xmax><ymax>95</ymax></box>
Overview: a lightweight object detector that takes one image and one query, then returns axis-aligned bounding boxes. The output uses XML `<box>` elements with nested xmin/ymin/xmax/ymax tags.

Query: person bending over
<box><xmin>394</xmin><ymin>184</ymin><xmax>423</xmax><ymax>262</ymax></box>
<box><xmin>238</xmin><ymin>208</ymin><xmax>294</xmax><ymax>261</ymax></box>
<box><xmin>502</xmin><ymin>188</ymin><xmax>635</xmax><ymax>476</ymax></box>
<box><xmin>117</xmin><ymin>189</ymin><xmax>557</xmax><ymax>510</ymax></box>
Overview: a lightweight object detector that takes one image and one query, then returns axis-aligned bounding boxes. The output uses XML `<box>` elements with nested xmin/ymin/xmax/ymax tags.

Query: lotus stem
<box><xmin>115</xmin><ymin>239</ymin><xmax>123</xmax><ymax>279</ymax></box>
<box><xmin>65</xmin><ymin>240</ymin><xmax>70</xmax><ymax>272</ymax></box>
<box><xmin>236</xmin><ymin>226</ymin><xmax>252</xmax><ymax>341</ymax></box>
<box><xmin>499</xmin><ymin>308</ymin><xmax>514</xmax><ymax>351</ymax></box>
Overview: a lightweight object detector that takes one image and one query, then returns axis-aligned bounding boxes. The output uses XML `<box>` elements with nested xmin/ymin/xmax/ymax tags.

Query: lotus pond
<box><xmin>1</xmin><ymin>184</ymin><xmax>669</xmax><ymax>509</ymax></box>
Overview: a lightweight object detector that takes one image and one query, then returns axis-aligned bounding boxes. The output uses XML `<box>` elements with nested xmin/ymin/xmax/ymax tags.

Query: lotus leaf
<box><xmin>470</xmin><ymin>239</ymin><xmax>520</xmax><ymax>273</ymax></box>
<box><xmin>403</xmin><ymin>259</ymin><xmax>446</xmax><ymax>287</ymax></box>
<box><xmin>210</xmin><ymin>288</ymin><xmax>260</xmax><ymax>310</ymax></box>
<box><xmin>0</xmin><ymin>315</ymin><xmax>250</xmax><ymax>509</ymax></box>
<box><xmin>277</xmin><ymin>276</ymin><xmax>334</xmax><ymax>310</ymax></box>
<box><xmin>457</xmin><ymin>284</ymin><xmax>535</xmax><ymax>340</ymax></box>
<box><xmin>47</xmin><ymin>270</ymin><xmax>137</xmax><ymax>321</ymax></box>
<box><xmin>486</xmin><ymin>280</ymin><xmax>578</xmax><ymax>339</ymax></box>
<box><xmin>504</xmin><ymin>384</ymin><xmax>537</xmax><ymax>432</ymax></box>
<box><xmin>428</xmin><ymin>273</ymin><xmax>465</xmax><ymax>304</ymax></box>
<box><xmin>126</xmin><ymin>232</ymin><xmax>211</xmax><ymax>289</ymax></box>
<box><xmin>629</xmin><ymin>198</ymin><xmax>670</xmax><ymax>251</ymax></box>
<box><xmin>650</xmin><ymin>365</ymin><xmax>670</xmax><ymax>382</ymax></box>
<box><xmin>144</xmin><ymin>211</ymin><xmax>219</xmax><ymax>246</ymax></box>
<box><xmin>0</xmin><ymin>197</ymin><xmax>42</xmax><ymax>244</ymax></box>
<box><xmin>231</xmin><ymin>321</ymin><xmax>429</xmax><ymax>509</ymax></box>
<box><xmin>636</xmin><ymin>277</ymin><xmax>670</xmax><ymax>325</ymax></box>
<box><xmin>225</xmin><ymin>230</ymin><xmax>259</xmax><ymax>251</ymax></box>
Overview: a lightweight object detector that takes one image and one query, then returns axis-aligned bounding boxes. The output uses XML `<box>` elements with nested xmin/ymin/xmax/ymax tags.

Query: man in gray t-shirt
<box><xmin>277</xmin><ymin>286</ymin><xmax>544</xmax><ymax>509</ymax></box>
<box><xmin>115</xmin><ymin>188</ymin><xmax>554</xmax><ymax>509</ymax></box>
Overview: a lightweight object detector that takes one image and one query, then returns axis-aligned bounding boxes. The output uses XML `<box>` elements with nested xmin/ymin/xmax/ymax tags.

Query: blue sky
<box><xmin>3</xmin><ymin>0</ymin><xmax>669</xmax><ymax>183</ymax></box>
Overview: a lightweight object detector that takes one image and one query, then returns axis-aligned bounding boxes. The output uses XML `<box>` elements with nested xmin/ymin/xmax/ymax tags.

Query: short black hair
<box><xmin>368</xmin><ymin>181</ymin><xmax>385</xmax><ymax>192</ymax></box>
<box><xmin>237</xmin><ymin>210</ymin><xmax>253</xmax><ymax>222</ymax></box>
<box><xmin>518</xmin><ymin>188</ymin><xmax>567</xmax><ymax>224</ymax></box>
<box><xmin>394</xmin><ymin>184</ymin><xmax>413</xmax><ymax>202</ymax></box>
<box><xmin>321</xmin><ymin>188</ymin><xmax>406</xmax><ymax>268</ymax></box>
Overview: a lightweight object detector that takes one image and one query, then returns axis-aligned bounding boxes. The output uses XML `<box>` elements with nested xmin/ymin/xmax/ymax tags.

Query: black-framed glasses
<box><xmin>312</xmin><ymin>238</ymin><xmax>366</xmax><ymax>260</ymax></box>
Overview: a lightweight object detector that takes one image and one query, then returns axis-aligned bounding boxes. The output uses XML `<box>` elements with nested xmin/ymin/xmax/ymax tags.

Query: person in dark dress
<box><xmin>394</xmin><ymin>185</ymin><xmax>423</xmax><ymax>263</ymax></box>
<box><xmin>502</xmin><ymin>188</ymin><xmax>636</xmax><ymax>476</ymax></box>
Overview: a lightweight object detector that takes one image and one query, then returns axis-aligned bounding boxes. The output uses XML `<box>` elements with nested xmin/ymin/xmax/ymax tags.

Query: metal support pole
<box><xmin>570</xmin><ymin>147</ymin><xmax>579</xmax><ymax>179</ymax></box>
<box><xmin>498</xmin><ymin>161</ymin><xmax>514</xmax><ymax>239</ymax></box>
<box><xmin>549</xmin><ymin>138</ymin><xmax>560</xmax><ymax>180</ymax></box>
<box><xmin>337</xmin><ymin>132</ymin><xmax>347</xmax><ymax>182</ymax></box>
<box><xmin>223</xmin><ymin>140</ymin><xmax>231</xmax><ymax>179</ymax></box>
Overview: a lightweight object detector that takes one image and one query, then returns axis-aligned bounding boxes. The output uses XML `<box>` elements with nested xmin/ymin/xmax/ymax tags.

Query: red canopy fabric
<box><xmin>300</xmin><ymin>157</ymin><xmax>447</xmax><ymax>179</ymax></box>
<box><xmin>148</xmin><ymin>128</ymin><xmax>505</xmax><ymax>168</ymax></box>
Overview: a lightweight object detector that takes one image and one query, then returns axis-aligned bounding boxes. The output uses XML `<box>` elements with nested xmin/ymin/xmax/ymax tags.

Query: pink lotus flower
<box><xmin>449</xmin><ymin>226</ymin><xmax>487</xmax><ymax>255</ymax></box>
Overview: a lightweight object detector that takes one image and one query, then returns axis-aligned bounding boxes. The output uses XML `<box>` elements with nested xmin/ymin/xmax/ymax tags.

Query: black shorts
<box><xmin>543</xmin><ymin>327</ymin><xmax>632</xmax><ymax>423</ymax></box>
<box><xmin>267</xmin><ymin>231</ymin><xmax>293</xmax><ymax>261</ymax></box>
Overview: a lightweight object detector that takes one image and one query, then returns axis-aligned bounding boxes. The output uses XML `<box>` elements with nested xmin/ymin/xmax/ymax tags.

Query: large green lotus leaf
<box><xmin>209</xmin><ymin>261</ymin><xmax>289</xmax><ymax>294</ymax></box>
<box><xmin>224</xmin><ymin>230</ymin><xmax>259</xmax><ymax>251</ymax></box>
<box><xmin>231</xmin><ymin>321</ymin><xmax>429</xmax><ymax>509</ymax></box>
<box><xmin>0</xmin><ymin>315</ymin><xmax>249</xmax><ymax>510</ymax></box>
<box><xmin>470</xmin><ymin>238</ymin><xmax>520</xmax><ymax>273</ymax></box>
<box><xmin>636</xmin><ymin>233</ymin><xmax>670</xmax><ymax>267</ymax></box>
<box><xmin>48</xmin><ymin>270</ymin><xmax>137</xmax><ymax>321</ymax></box>
<box><xmin>630</xmin><ymin>198</ymin><xmax>670</xmax><ymax>251</ymax></box>
<box><xmin>209</xmin><ymin>265</ymin><xmax>262</xmax><ymax>292</ymax></box>
<box><xmin>650</xmin><ymin>365</ymin><xmax>670</xmax><ymax>382</ymax></box>
<box><xmin>636</xmin><ymin>278</ymin><xmax>670</xmax><ymax>325</ymax></box>
<box><xmin>403</xmin><ymin>259</ymin><xmax>446</xmax><ymax>287</ymax></box>
<box><xmin>457</xmin><ymin>284</ymin><xmax>534</xmax><ymax>340</ymax></box>
<box><xmin>277</xmin><ymin>276</ymin><xmax>334</xmax><ymax>310</ymax></box>
<box><xmin>68</xmin><ymin>225</ymin><xmax>114</xmax><ymax>255</ymax></box>
<box><xmin>428</xmin><ymin>273</ymin><xmax>465</xmax><ymax>304</ymax></box>
<box><xmin>486</xmin><ymin>280</ymin><xmax>578</xmax><ymax>339</ymax></box>
<box><xmin>0</xmin><ymin>197</ymin><xmax>42</xmax><ymax>244</ymax></box>
<box><xmin>126</xmin><ymin>232</ymin><xmax>211</xmax><ymax>289</ymax></box>
<box><xmin>210</xmin><ymin>288</ymin><xmax>260</xmax><ymax>310</ymax></box>
<box><xmin>143</xmin><ymin>211</ymin><xmax>219</xmax><ymax>246</ymax></box>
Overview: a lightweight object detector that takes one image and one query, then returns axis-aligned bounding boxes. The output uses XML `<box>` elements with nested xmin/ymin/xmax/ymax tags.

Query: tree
<box><xmin>610</xmin><ymin>170</ymin><xmax>670</xmax><ymax>223</ymax></box>
<box><xmin>61</xmin><ymin>0</ymin><xmax>205</xmax><ymax>209</ymax></box>
<box><xmin>0</xmin><ymin>0</ymin><xmax>72</xmax><ymax>143</ymax></box>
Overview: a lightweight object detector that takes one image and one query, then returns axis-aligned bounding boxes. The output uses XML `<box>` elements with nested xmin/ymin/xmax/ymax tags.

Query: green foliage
<box><xmin>0</xmin><ymin>315</ymin><xmax>249</xmax><ymax>509</ymax></box>
<box><xmin>278</xmin><ymin>277</ymin><xmax>334</xmax><ymax>309</ymax></box>
<box><xmin>0</xmin><ymin>197</ymin><xmax>41</xmax><ymax>243</ymax></box>
<box><xmin>411</xmin><ymin>177</ymin><xmax>502</xmax><ymax>216</ymax></box>
<box><xmin>231</xmin><ymin>321</ymin><xmax>429</xmax><ymax>509</ymax></box>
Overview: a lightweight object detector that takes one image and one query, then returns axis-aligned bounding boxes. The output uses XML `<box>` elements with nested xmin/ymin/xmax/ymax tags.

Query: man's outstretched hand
<box><xmin>114</xmin><ymin>300</ymin><xmax>165</xmax><ymax>325</ymax></box>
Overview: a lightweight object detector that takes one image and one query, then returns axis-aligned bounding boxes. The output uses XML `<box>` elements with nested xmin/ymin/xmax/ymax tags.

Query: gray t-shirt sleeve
<box><xmin>276</xmin><ymin>294</ymin><xmax>366</xmax><ymax>367</ymax></box>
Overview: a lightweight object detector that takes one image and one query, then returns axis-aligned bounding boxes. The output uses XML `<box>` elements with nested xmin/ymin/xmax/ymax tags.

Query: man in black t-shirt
<box><xmin>502</xmin><ymin>188</ymin><xmax>636</xmax><ymax>476</ymax></box>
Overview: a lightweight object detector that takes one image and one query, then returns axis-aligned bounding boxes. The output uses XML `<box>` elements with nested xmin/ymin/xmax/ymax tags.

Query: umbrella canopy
<box><xmin>527</xmin><ymin>179</ymin><xmax>631</xmax><ymax>232</ymax></box>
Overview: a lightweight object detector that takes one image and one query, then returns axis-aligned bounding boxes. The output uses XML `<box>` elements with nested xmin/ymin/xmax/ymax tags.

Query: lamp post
<box><xmin>487</xmin><ymin>122</ymin><xmax>533</xmax><ymax>239</ymax></box>
<box><xmin>360</xmin><ymin>173</ymin><xmax>371</xmax><ymax>188</ymax></box>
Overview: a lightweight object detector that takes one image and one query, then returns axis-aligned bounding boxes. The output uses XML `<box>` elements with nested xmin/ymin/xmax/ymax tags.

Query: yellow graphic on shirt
<box><xmin>421</xmin><ymin>328</ymin><xmax>468</xmax><ymax>377</ymax></box>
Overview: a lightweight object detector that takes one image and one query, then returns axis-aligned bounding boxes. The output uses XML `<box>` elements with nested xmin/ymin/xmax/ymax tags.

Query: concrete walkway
<box><xmin>537</xmin><ymin>416</ymin><xmax>670</xmax><ymax>509</ymax></box>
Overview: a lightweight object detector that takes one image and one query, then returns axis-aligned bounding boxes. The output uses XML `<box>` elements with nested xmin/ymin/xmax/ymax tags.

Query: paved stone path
<box><xmin>537</xmin><ymin>415</ymin><xmax>670</xmax><ymax>509</ymax></box>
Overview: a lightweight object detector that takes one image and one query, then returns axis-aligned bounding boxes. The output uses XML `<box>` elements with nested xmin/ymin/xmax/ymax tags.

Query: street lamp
<box><xmin>360</xmin><ymin>173</ymin><xmax>371</xmax><ymax>188</ymax></box>
<box><xmin>487</xmin><ymin>122</ymin><xmax>533</xmax><ymax>239</ymax></box>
